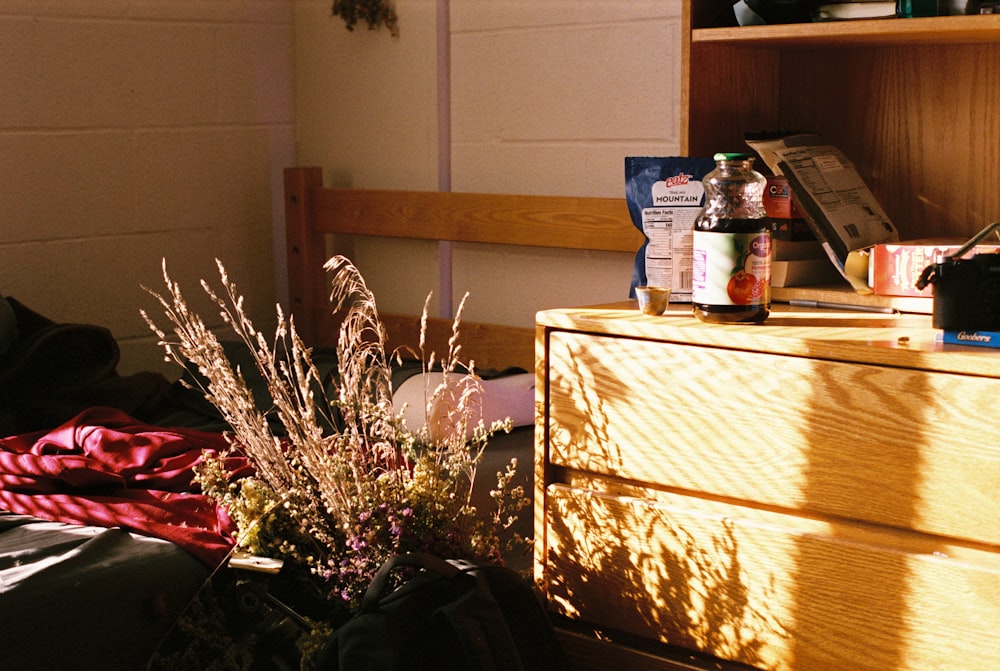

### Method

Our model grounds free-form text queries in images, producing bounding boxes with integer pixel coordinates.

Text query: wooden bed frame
[283,166,642,372]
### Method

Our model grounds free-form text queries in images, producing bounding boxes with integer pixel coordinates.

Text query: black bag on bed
[319,552,570,671]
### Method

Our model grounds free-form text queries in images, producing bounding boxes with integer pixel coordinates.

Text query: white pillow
[393,371,535,442]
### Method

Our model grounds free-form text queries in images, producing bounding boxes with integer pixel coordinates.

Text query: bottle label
[692,230,771,306]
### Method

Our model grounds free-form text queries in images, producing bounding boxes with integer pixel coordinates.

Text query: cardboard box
[868,239,1000,297]
[764,176,816,242]
[749,134,899,293]
[763,176,805,220]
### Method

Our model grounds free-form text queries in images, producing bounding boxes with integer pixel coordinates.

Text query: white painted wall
[293,0,444,319]
[0,1,295,376]
[292,0,684,329]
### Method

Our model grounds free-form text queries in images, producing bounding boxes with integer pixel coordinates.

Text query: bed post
[284,167,328,346]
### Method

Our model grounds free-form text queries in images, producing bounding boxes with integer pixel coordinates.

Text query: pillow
[393,371,535,443]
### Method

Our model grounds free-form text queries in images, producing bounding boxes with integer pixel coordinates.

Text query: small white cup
[635,286,670,315]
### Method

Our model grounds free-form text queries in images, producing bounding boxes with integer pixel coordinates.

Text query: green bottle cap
[713,152,753,161]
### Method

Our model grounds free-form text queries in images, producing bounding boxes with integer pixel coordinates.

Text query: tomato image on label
[726,270,763,305]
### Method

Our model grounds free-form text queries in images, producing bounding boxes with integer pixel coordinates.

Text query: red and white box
[868,238,1000,297]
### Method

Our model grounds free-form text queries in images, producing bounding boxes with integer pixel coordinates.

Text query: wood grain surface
[536,304,1000,671]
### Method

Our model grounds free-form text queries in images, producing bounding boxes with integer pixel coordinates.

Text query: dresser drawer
[544,482,1000,671]
[543,330,1000,546]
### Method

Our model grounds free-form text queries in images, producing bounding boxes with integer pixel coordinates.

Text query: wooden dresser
[534,303,1000,671]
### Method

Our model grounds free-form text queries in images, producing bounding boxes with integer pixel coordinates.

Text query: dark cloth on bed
[0,406,251,566]
[0,296,175,437]
[0,512,210,671]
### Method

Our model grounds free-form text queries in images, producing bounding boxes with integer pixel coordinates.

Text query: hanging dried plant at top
[332,0,400,37]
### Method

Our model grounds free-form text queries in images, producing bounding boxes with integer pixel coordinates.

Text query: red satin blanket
[0,407,251,566]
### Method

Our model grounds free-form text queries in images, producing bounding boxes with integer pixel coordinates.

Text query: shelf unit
[681,2,1000,308]
[691,13,1000,47]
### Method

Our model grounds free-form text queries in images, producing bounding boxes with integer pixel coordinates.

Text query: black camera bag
[319,552,570,671]
[916,222,1000,330]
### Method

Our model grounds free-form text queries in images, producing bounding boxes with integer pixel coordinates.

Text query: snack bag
[745,132,898,293]
[625,156,716,301]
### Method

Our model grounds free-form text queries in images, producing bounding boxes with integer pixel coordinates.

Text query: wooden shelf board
[693,14,1000,48]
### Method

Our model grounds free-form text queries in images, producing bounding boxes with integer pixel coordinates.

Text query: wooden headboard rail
[283,166,641,370]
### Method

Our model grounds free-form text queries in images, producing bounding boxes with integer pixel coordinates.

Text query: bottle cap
[713,152,753,161]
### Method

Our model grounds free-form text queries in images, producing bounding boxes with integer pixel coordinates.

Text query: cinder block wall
[448,1,683,325]
[0,1,295,376]
[293,0,684,327]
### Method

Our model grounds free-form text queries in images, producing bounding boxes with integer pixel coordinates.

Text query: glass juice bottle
[691,153,772,324]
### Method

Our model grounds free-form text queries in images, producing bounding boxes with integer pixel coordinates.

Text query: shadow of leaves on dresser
[542,336,785,669]
[546,491,783,670]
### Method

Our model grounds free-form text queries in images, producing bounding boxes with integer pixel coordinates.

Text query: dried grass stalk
[142,255,529,608]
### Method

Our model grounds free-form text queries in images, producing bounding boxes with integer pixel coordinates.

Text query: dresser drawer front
[544,330,1000,545]
[544,483,1000,671]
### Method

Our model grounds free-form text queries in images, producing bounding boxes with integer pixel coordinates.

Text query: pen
[788,299,897,314]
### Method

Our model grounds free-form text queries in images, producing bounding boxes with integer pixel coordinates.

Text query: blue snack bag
[626,156,716,301]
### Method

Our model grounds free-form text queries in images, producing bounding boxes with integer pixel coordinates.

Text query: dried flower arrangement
[142,256,528,663]
[332,0,400,37]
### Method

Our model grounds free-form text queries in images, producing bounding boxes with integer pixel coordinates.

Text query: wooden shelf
[693,14,1000,48]
[683,2,1000,243]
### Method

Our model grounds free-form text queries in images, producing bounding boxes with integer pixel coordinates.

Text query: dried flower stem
[143,255,529,610]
